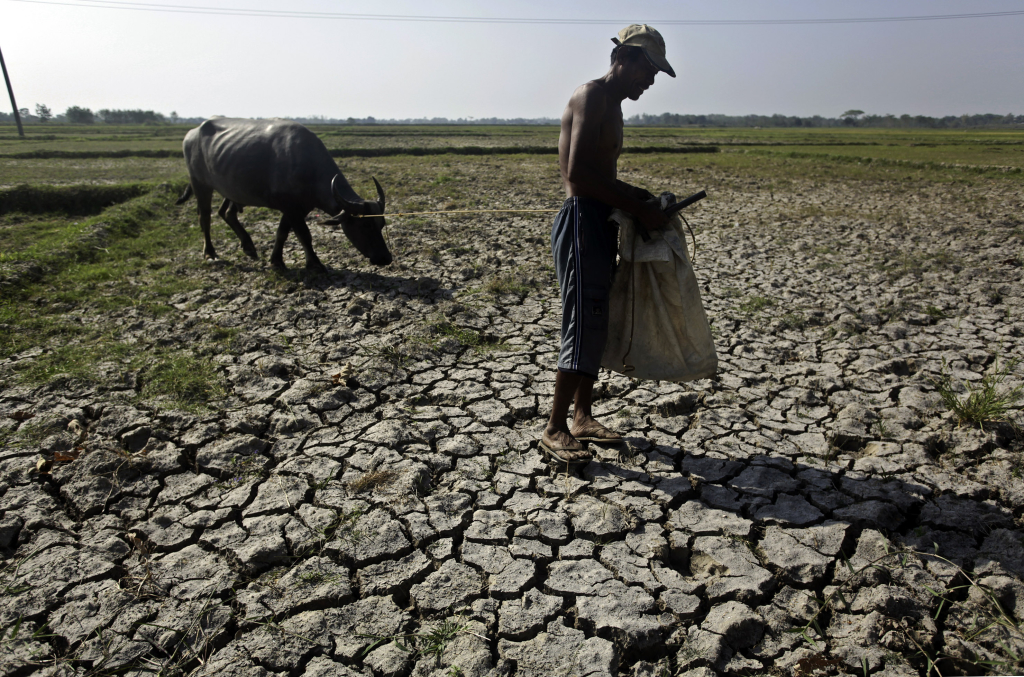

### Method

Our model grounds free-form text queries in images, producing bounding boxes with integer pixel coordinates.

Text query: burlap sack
[601,209,718,382]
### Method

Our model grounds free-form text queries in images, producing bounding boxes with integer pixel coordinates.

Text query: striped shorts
[551,196,617,380]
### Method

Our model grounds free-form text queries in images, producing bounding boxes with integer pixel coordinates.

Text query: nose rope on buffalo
[348,206,702,262]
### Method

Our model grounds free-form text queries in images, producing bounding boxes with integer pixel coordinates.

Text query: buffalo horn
[372,176,386,213]
[332,175,361,213]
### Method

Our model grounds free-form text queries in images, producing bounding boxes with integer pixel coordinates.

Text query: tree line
[624,111,1024,128]
[0,106,192,125]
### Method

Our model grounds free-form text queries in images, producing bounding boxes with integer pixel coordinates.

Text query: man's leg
[569,376,622,442]
[542,369,591,461]
[570,376,596,430]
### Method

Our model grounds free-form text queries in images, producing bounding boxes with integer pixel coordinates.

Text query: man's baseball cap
[612,24,676,78]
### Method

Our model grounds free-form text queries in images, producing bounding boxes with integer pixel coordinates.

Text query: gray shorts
[551,196,617,380]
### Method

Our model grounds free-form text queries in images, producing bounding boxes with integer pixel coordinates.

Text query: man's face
[625,57,659,101]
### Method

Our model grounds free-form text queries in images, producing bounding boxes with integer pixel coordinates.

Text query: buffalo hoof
[305,261,329,276]
[243,246,259,260]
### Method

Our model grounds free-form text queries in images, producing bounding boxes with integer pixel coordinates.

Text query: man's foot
[570,418,623,444]
[540,430,592,464]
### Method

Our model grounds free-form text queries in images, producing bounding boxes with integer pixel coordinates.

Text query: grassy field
[2,123,1023,162]
[0,124,1021,403]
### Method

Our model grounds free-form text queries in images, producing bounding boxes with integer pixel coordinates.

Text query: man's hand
[635,201,669,231]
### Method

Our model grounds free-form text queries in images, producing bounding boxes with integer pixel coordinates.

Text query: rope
[680,213,698,263]
[620,230,638,374]
[350,208,560,218]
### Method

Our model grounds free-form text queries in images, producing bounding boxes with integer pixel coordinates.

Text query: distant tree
[34,104,52,122]
[65,105,95,124]
[840,109,863,127]
[18,108,29,119]
[170,111,179,123]
[97,108,165,124]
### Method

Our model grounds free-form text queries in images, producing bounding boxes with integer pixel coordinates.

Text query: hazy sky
[3,0,1024,120]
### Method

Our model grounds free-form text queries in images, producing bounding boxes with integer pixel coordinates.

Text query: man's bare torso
[558,80,623,198]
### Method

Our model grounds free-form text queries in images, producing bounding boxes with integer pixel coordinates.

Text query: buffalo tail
[175,184,194,205]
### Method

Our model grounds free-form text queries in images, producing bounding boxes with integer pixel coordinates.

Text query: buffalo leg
[217,199,259,260]
[271,212,325,272]
[269,213,293,270]
[193,184,217,260]
[289,212,327,272]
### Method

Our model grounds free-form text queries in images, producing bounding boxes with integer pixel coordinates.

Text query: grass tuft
[359,614,470,666]
[140,353,225,411]
[362,343,410,365]
[934,358,1023,430]
[739,295,776,314]
[483,270,537,297]
[776,312,808,331]
[426,318,509,353]
[348,469,400,494]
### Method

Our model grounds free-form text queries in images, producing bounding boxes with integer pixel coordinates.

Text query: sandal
[570,421,623,444]
[539,438,592,464]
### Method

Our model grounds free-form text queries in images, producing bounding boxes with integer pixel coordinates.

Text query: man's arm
[565,86,667,230]
[615,179,655,201]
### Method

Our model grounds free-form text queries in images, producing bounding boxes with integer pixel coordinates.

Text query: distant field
[1,124,1021,191]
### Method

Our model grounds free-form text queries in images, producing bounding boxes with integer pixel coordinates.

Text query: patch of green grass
[432,320,483,346]
[326,507,364,544]
[426,318,509,352]
[0,183,266,401]
[139,352,225,411]
[361,343,410,365]
[297,569,346,586]
[6,415,66,451]
[738,295,776,314]
[16,342,103,384]
[212,454,266,492]
[483,270,537,296]
[0,183,155,216]
[210,324,242,346]
[776,312,807,331]
[935,359,1023,430]
[873,250,963,281]
[360,615,470,666]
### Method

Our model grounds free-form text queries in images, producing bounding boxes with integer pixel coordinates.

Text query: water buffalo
[176,117,392,271]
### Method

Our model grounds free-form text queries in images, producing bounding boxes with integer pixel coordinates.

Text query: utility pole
[0,44,25,138]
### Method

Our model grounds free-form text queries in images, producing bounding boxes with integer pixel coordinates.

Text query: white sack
[600,209,718,382]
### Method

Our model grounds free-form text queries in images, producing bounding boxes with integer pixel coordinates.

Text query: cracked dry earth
[2,174,1024,677]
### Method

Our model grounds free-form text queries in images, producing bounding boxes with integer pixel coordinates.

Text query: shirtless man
[541,25,675,463]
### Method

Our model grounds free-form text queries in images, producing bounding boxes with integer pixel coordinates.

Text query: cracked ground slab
[2,157,1024,677]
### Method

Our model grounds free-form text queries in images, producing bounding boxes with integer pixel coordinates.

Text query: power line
[9,0,1024,25]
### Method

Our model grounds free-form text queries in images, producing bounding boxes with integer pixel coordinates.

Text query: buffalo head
[324,175,392,266]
